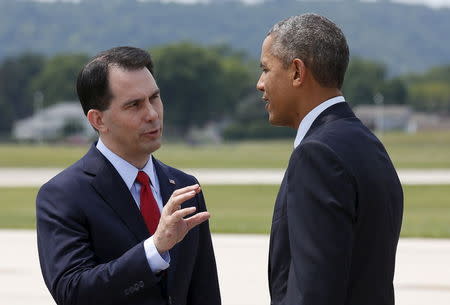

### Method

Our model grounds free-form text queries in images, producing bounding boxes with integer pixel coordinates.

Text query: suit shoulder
[37,154,92,201]
[315,116,376,140]
[42,157,84,184]
[296,117,395,184]
[303,117,383,157]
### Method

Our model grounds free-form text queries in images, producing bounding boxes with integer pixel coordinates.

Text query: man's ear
[292,58,306,87]
[87,109,107,133]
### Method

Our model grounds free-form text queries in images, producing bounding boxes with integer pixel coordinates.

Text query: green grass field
[0,187,38,229]
[380,131,450,169]
[1,185,449,237]
[0,130,450,168]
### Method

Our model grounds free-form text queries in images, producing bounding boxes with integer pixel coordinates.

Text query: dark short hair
[268,13,349,89]
[76,46,154,115]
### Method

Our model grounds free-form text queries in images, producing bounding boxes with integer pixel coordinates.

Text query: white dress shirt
[294,96,346,149]
[96,138,170,273]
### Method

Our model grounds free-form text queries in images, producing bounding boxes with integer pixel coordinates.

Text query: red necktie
[136,171,161,235]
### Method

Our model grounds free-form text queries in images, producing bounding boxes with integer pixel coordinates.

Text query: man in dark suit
[36,46,221,305]
[256,14,403,305]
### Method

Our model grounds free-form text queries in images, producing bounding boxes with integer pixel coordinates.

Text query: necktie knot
[136,171,150,186]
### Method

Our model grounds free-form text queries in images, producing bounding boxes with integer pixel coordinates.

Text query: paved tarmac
[0,230,449,305]
[1,168,449,304]
[1,168,450,186]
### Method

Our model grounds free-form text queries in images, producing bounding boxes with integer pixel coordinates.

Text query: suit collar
[81,144,106,176]
[294,96,345,148]
[303,102,356,141]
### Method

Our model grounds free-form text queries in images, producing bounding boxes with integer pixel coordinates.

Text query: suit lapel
[83,145,150,242]
[152,157,177,296]
[153,157,176,207]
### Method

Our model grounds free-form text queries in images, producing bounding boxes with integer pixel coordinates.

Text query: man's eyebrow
[123,89,161,106]
[260,62,266,68]
[151,88,161,96]
[123,97,143,106]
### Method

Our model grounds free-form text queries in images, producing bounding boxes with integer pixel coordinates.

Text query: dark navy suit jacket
[36,144,221,305]
[269,102,403,305]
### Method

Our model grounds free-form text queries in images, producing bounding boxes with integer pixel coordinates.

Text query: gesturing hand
[153,184,210,253]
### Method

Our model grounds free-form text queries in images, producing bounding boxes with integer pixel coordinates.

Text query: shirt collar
[294,96,346,149]
[96,138,158,190]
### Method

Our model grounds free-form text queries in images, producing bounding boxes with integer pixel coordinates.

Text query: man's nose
[256,75,264,92]
[144,101,158,121]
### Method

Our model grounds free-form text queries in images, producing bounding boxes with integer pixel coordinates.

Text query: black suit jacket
[36,144,221,305]
[269,102,403,305]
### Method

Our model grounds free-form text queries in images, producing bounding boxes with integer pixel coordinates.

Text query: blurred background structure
[0,0,449,304]
[1,0,450,142]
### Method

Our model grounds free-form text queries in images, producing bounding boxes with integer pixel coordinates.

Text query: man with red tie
[36,46,221,305]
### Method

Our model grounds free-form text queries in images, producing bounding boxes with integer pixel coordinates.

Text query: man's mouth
[142,128,161,138]
[262,97,270,110]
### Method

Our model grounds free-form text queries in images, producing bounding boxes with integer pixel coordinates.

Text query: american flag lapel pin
[169,179,176,185]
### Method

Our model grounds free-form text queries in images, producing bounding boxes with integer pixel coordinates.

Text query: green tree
[151,42,254,136]
[222,90,295,140]
[419,66,450,82]
[0,99,13,136]
[31,53,89,106]
[212,44,257,115]
[409,81,450,113]
[342,57,386,106]
[3,1,450,75]
[343,57,408,106]
[0,53,45,134]
[403,65,450,113]
[378,78,408,105]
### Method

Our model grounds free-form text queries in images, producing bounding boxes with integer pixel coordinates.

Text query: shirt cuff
[143,236,170,273]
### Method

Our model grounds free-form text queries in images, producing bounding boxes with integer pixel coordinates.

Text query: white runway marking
[1,168,450,186]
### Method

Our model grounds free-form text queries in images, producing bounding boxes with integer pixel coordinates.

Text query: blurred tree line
[1,0,450,76]
[0,42,449,139]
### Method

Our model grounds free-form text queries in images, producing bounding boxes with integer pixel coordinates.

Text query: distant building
[354,105,413,132]
[12,101,96,142]
[409,112,450,131]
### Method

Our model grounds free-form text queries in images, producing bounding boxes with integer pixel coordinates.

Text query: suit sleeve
[36,181,163,305]
[186,182,221,305]
[285,141,356,305]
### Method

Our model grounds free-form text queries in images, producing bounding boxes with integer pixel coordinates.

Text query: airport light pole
[373,92,384,140]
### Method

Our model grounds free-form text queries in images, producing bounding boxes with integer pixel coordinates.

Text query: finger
[172,206,197,219]
[164,191,197,214]
[184,212,210,231]
[171,184,200,197]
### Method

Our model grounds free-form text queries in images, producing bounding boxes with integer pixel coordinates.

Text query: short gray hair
[268,13,349,89]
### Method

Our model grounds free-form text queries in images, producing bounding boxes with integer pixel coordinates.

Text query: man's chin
[268,116,290,128]
[268,115,281,126]
[143,139,162,155]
